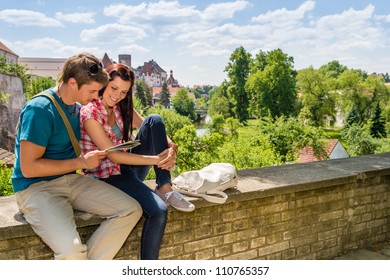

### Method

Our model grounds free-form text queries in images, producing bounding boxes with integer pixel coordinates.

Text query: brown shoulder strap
[38,93,81,157]
[15,92,81,157]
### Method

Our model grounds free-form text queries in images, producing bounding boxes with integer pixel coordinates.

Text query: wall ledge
[2,153,390,231]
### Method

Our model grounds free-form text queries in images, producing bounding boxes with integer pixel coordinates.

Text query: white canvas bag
[172,163,238,204]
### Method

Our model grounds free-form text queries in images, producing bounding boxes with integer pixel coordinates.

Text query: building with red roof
[297,139,349,163]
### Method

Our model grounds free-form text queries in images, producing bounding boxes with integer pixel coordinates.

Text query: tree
[144,84,153,107]
[224,46,251,123]
[0,163,13,196]
[134,80,152,108]
[343,105,362,130]
[384,72,390,83]
[26,76,55,100]
[370,102,386,138]
[208,86,231,119]
[258,116,326,163]
[172,88,196,121]
[147,105,191,137]
[337,69,369,124]
[135,80,147,107]
[296,67,336,126]
[246,49,297,119]
[160,82,170,108]
[342,123,377,156]
[172,124,224,173]
[318,60,347,79]
[0,56,30,93]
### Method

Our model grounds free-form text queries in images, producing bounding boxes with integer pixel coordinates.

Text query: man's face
[76,81,102,105]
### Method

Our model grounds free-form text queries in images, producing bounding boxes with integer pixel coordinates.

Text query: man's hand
[80,150,107,169]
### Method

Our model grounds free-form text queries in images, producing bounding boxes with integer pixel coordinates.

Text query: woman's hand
[157,143,178,171]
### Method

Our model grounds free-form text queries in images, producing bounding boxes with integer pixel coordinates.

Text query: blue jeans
[102,114,170,260]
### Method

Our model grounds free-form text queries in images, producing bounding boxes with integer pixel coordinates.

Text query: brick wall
[0,153,389,260]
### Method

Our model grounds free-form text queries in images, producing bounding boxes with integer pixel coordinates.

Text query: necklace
[56,86,78,116]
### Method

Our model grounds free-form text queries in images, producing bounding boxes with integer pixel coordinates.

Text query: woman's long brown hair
[99,64,135,142]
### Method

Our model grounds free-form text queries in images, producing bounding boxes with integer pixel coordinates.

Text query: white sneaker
[155,188,195,212]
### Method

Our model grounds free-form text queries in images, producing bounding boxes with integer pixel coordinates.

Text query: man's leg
[15,175,88,260]
[70,174,142,260]
[104,167,168,260]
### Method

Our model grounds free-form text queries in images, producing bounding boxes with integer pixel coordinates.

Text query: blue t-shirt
[11,89,81,192]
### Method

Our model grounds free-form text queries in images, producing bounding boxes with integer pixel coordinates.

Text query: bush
[0,162,13,196]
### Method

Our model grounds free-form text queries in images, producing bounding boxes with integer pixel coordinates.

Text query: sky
[1,0,390,87]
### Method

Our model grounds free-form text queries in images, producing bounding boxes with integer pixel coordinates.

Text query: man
[11,53,142,260]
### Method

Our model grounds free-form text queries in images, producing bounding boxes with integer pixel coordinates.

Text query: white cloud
[117,44,150,54]
[315,4,384,50]
[202,0,249,21]
[55,12,95,24]
[104,1,200,24]
[0,9,63,27]
[251,0,315,26]
[11,37,101,57]
[182,41,231,57]
[80,23,148,43]
[375,14,390,22]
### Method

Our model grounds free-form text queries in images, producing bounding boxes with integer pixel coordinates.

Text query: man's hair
[58,52,109,88]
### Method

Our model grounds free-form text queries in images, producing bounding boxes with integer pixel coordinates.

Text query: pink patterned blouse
[80,98,124,178]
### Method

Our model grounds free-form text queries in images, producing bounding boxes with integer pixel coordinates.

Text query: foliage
[172,88,196,121]
[159,82,171,108]
[0,56,30,92]
[343,105,362,130]
[173,124,224,173]
[370,102,386,138]
[0,90,10,104]
[246,49,298,119]
[0,162,13,196]
[373,138,390,153]
[205,114,225,134]
[224,117,240,139]
[342,123,377,156]
[194,97,207,111]
[318,60,347,79]
[147,106,191,137]
[133,95,147,116]
[296,67,336,126]
[224,46,251,122]
[208,82,231,119]
[258,116,327,163]
[218,128,281,170]
[135,80,153,108]
[25,76,55,100]
[384,72,390,83]
[337,69,371,123]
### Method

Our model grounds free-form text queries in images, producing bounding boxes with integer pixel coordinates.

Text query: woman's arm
[132,108,144,129]
[83,118,164,166]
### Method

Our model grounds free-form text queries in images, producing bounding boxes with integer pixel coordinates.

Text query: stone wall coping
[2,152,390,240]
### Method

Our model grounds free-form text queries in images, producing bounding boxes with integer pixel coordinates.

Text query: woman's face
[101,75,131,108]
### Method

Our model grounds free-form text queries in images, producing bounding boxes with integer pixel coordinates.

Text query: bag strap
[171,185,229,204]
[15,92,81,157]
[38,93,81,157]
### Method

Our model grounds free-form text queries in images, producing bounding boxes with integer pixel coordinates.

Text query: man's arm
[20,140,105,178]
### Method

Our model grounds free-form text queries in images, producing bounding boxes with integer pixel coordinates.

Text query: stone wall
[0,73,25,151]
[0,153,389,260]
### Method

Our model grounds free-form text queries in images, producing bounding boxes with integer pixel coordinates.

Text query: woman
[79,63,194,260]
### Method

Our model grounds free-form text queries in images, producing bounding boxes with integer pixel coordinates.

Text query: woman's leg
[132,114,195,212]
[103,166,167,260]
[131,114,171,187]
